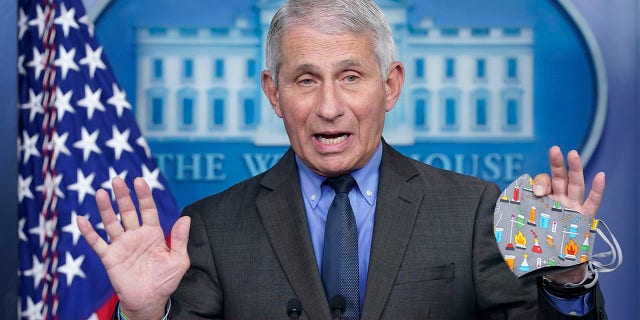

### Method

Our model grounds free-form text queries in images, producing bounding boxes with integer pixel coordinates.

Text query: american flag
[17,0,180,319]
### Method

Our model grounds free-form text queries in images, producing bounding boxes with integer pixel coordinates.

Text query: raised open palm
[77,177,191,319]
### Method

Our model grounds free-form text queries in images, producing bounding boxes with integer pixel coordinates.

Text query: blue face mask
[493,174,622,279]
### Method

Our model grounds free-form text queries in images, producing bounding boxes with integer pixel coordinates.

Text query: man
[78,0,607,318]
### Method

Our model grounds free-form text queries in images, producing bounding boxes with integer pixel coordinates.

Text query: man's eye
[299,79,314,85]
[345,75,358,82]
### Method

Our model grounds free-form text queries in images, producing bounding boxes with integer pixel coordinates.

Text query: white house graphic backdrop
[91,0,604,209]
[134,1,533,145]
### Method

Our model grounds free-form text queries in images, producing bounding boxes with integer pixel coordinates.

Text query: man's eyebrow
[335,59,363,70]
[290,63,320,76]
[288,59,364,77]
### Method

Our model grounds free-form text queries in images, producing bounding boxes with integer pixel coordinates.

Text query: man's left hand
[532,146,605,284]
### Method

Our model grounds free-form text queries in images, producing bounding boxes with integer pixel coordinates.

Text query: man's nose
[315,83,344,120]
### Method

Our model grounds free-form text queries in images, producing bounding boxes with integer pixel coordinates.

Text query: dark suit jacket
[169,142,606,319]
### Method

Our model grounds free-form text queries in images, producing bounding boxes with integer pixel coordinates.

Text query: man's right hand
[77,177,191,319]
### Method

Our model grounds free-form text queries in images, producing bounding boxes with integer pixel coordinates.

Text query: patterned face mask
[493,174,622,281]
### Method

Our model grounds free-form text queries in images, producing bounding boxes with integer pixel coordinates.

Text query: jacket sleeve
[537,279,607,319]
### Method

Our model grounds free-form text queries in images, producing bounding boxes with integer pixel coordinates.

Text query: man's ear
[261,70,283,118]
[384,61,405,112]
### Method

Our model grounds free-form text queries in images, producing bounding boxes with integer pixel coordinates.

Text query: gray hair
[265,0,397,84]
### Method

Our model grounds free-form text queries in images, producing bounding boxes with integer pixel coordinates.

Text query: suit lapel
[256,149,331,319]
[361,143,425,319]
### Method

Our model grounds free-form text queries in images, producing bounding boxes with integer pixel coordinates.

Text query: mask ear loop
[582,261,598,289]
[555,219,622,289]
[592,220,623,273]
[582,220,623,289]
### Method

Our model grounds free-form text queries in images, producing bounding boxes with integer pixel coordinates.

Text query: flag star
[54,45,80,80]
[20,296,44,320]
[35,172,65,212]
[78,15,95,37]
[107,84,132,117]
[53,3,79,38]
[79,44,107,78]
[28,214,46,246]
[57,252,86,286]
[28,4,46,38]
[51,130,72,156]
[18,8,29,40]
[18,174,35,203]
[18,54,27,76]
[142,165,165,192]
[105,126,133,160]
[62,211,84,246]
[28,214,58,247]
[49,131,72,167]
[18,217,28,242]
[22,255,47,289]
[73,127,101,162]
[21,130,41,164]
[77,85,105,119]
[26,47,45,79]
[101,168,128,200]
[54,88,75,122]
[137,136,151,158]
[45,217,58,244]
[21,89,44,122]
[67,169,96,203]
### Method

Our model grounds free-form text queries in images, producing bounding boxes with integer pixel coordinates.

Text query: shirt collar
[296,143,382,209]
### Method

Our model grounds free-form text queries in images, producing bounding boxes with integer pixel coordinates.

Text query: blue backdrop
[2,0,638,319]
[1,0,18,318]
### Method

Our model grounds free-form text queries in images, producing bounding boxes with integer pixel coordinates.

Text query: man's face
[262,25,404,176]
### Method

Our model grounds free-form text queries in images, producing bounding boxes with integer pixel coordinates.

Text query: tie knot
[325,174,357,194]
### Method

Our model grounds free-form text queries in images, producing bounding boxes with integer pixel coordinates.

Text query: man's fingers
[548,146,569,197]
[170,216,191,258]
[113,177,141,231]
[77,216,109,258]
[170,216,192,274]
[582,172,605,218]
[95,188,124,241]
[566,150,586,204]
[539,147,603,218]
[134,177,161,227]
[532,173,551,197]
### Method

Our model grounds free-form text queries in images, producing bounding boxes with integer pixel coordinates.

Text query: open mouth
[316,133,350,144]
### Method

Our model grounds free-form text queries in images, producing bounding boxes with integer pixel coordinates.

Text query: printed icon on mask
[493,174,598,278]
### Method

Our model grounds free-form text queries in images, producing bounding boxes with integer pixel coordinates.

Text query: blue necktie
[322,174,360,320]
